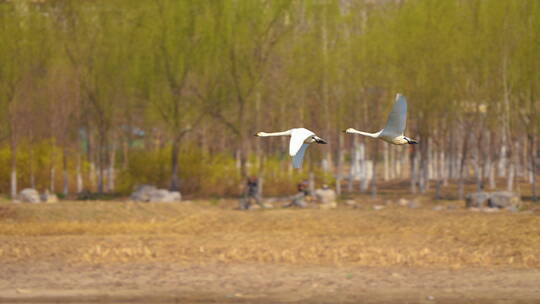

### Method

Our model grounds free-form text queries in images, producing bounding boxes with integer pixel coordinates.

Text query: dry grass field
[1,194,540,303]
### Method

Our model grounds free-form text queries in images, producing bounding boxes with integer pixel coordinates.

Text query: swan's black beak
[253,133,259,137]
[408,139,419,144]
[342,129,347,133]
[315,137,328,144]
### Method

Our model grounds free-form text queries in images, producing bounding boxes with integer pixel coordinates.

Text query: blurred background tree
[0,0,538,200]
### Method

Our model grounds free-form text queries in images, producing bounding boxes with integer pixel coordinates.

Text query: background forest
[0,0,539,200]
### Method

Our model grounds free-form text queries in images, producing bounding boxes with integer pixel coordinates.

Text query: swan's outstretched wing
[292,143,309,169]
[289,128,315,156]
[381,94,407,137]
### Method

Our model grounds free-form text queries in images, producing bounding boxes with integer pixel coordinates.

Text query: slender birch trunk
[62,147,69,196]
[336,133,344,195]
[528,135,537,201]
[76,152,83,193]
[107,142,116,193]
[371,142,378,199]
[359,142,368,192]
[348,136,358,192]
[383,143,389,181]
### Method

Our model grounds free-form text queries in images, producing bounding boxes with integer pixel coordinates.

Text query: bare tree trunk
[170,138,180,191]
[410,145,418,194]
[336,133,344,195]
[29,144,35,189]
[97,145,104,194]
[383,143,389,181]
[107,142,116,193]
[348,136,358,192]
[419,138,430,193]
[76,153,83,193]
[435,148,443,200]
[507,142,516,191]
[122,138,129,170]
[308,171,315,195]
[529,135,537,202]
[507,162,515,191]
[62,147,69,196]
[371,142,378,199]
[440,150,448,186]
[257,176,264,198]
[428,139,434,180]
[10,136,17,199]
[489,164,496,189]
[458,127,471,200]
[86,128,95,192]
[359,142,368,192]
[390,146,396,179]
[50,143,56,193]
[473,145,483,192]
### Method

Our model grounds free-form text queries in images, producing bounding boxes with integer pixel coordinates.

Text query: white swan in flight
[255,128,327,169]
[344,93,418,145]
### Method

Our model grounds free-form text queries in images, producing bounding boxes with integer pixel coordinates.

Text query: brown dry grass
[1,199,539,268]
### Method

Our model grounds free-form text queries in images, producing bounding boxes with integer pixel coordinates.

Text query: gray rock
[397,198,409,206]
[130,185,157,202]
[482,207,500,213]
[130,185,181,203]
[18,189,41,203]
[465,192,490,208]
[40,190,59,203]
[407,200,421,209]
[344,200,357,206]
[508,205,520,213]
[314,188,336,205]
[488,191,521,209]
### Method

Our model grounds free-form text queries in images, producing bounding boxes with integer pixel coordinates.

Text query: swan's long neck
[257,130,293,137]
[346,128,380,138]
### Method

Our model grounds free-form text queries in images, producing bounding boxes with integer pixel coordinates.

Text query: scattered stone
[397,198,409,206]
[18,189,41,203]
[426,295,435,301]
[130,185,182,203]
[319,202,337,209]
[465,191,521,209]
[385,199,393,206]
[407,200,421,209]
[314,186,337,209]
[488,191,521,209]
[432,205,445,211]
[482,207,500,213]
[344,200,356,206]
[149,189,181,203]
[373,205,385,211]
[40,190,59,203]
[247,204,262,210]
[465,192,490,208]
[508,205,520,213]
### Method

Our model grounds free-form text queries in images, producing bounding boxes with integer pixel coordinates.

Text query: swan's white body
[255,128,327,169]
[345,93,418,145]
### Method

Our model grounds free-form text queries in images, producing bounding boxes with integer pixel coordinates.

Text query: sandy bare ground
[1,262,539,303]
[1,201,540,303]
